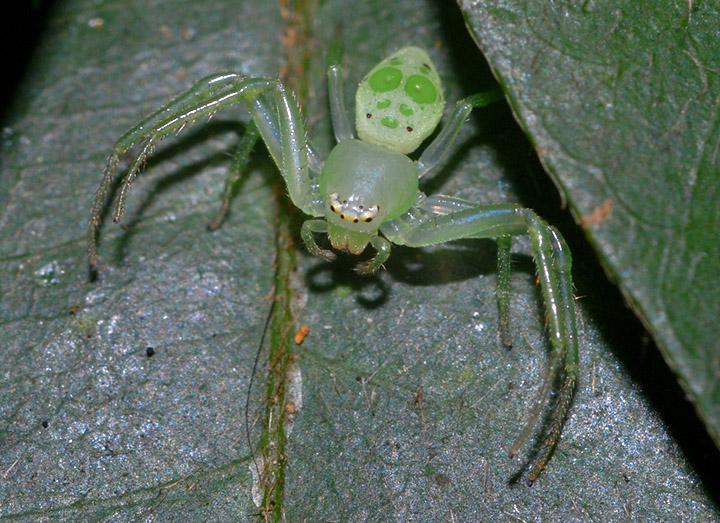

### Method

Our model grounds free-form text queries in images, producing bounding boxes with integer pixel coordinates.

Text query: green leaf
[0,0,717,520]
[460,0,720,454]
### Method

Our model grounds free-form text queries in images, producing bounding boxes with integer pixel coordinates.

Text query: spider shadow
[93,119,254,268]
[303,231,552,484]
[303,236,539,311]
[504,367,569,488]
[386,239,501,287]
[304,252,390,310]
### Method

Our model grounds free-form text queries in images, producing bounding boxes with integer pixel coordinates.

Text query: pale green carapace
[89,44,579,485]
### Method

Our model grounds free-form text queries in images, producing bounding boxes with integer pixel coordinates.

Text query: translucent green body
[90,42,578,485]
[319,139,418,253]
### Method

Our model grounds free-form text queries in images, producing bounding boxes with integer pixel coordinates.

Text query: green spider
[88,45,578,484]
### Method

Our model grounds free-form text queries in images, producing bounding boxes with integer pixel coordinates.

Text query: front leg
[382,198,578,484]
[301,220,391,275]
[354,236,391,275]
[301,220,335,262]
[89,75,323,269]
[88,72,247,267]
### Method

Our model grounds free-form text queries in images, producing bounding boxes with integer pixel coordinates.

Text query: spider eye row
[328,193,379,223]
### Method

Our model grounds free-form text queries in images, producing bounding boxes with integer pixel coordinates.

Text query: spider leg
[208,91,323,230]
[354,236,391,275]
[89,75,324,268]
[207,119,261,230]
[398,194,514,346]
[246,91,324,172]
[416,89,504,178]
[89,72,243,266]
[382,197,578,484]
[300,219,391,275]
[300,220,335,262]
[326,37,354,143]
[496,235,513,348]
[246,92,324,189]
[525,225,578,484]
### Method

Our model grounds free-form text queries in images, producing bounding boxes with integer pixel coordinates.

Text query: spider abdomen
[355,46,444,154]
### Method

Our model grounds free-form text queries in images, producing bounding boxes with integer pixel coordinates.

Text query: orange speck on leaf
[581,198,614,227]
[294,325,310,345]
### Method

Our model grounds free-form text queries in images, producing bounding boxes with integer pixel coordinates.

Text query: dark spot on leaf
[435,473,451,487]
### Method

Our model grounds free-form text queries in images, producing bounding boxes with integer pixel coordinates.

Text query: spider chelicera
[88,45,579,484]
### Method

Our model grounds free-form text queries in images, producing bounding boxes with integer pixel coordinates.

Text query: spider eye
[328,193,342,214]
[360,206,379,223]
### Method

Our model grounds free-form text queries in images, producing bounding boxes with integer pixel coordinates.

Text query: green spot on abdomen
[381,116,399,129]
[404,74,437,104]
[399,103,414,116]
[376,99,391,109]
[369,67,402,93]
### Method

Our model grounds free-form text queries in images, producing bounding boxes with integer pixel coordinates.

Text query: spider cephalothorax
[319,138,417,253]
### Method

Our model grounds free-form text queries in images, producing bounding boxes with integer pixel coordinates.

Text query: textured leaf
[0,0,717,520]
